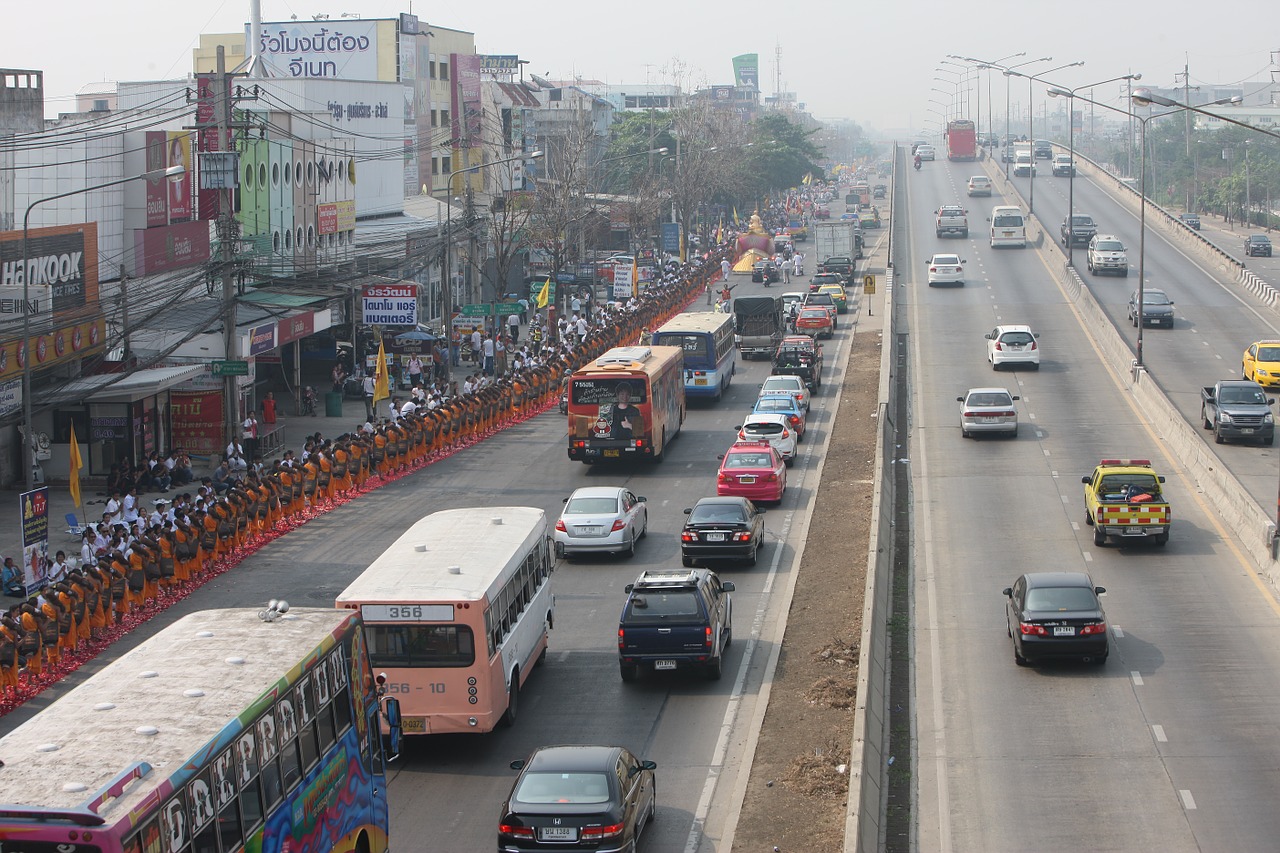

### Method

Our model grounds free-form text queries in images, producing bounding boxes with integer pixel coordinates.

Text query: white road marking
[1061,495,1070,503]
[1113,626,1124,638]
[1051,470,1059,478]
[1083,552,1093,562]
[1071,521,1080,530]
[1153,725,1168,742]
[1043,448,1051,456]
[1131,671,1144,686]
[1180,790,1197,810]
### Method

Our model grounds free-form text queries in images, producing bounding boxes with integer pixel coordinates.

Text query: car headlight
[1266,412,1275,424]
[1219,412,1233,423]
[1258,368,1270,376]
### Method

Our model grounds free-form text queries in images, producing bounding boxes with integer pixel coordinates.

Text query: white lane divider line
[1180,790,1197,810]
[1071,521,1080,530]
[1113,626,1124,638]
[1152,725,1168,743]
[1061,494,1070,504]
[1082,552,1093,562]
[1131,670,1143,685]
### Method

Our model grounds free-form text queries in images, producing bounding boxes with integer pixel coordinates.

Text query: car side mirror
[637,496,647,502]
[510,759,526,770]
[562,497,569,503]
[984,334,994,340]
[683,507,693,515]
[1002,587,1013,597]
[962,260,968,264]
[1095,586,1107,595]
[721,581,736,592]
[986,216,992,222]
[1012,395,1021,401]
[1270,399,1277,407]
[623,583,635,594]
[956,396,965,402]
[1081,475,1092,484]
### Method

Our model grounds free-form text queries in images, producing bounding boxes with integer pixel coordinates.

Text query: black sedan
[1003,572,1109,666]
[752,261,780,283]
[1245,234,1273,257]
[499,745,657,852]
[681,496,766,567]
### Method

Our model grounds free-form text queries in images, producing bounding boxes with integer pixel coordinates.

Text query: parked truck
[813,221,863,271]
[946,119,977,161]
[733,295,785,360]
[1081,458,1171,547]
[1200,379,1276,445]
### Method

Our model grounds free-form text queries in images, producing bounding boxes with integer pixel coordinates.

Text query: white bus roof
[578,345,683,373]
[654,313,734,335]
[335,506,547,606]
[0,608,354,819]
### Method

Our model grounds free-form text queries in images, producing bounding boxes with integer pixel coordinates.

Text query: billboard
[19,487,49,596]
[732,54,759,90]
[0,318,105,382]
[362,283,417,325]
[145,131,169,227]
[171,389,225,456]
[248,323,276,356]
[132,220,211,276]
[451,53,484,148]
[0,223,99,320]
[167,131,193,221]
[318,200,356,234]
[249,21,380,79]
[480,55,521,77]
[277,311,315,345]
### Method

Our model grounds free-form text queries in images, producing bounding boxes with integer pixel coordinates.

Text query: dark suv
[618,569,735,682]
[1245,235,1273,257]
[1060,214,1097,247]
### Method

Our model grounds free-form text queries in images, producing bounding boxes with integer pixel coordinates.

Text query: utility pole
[1176,60,1198,211]
[216,46,240,450]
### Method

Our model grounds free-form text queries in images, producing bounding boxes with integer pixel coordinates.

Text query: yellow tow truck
[1081,458,1171,547]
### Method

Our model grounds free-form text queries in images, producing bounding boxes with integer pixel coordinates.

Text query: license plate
[1053,626,1075,636]
[1242,428,1255,434]
[654,660,677,670]
[402,717,426,733]
[739,476,757,483]
[1002,231,1014,236]
[695,378,708,385]
[978,417,1000,423]
[706,533,726,542]
[604,449,620,457]
[539,827,578,841]
[579,526,602,535]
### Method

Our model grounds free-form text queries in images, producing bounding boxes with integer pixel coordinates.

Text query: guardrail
[844,145,901,852]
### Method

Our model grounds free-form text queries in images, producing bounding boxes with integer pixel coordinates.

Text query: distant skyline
[5,0,1278,137]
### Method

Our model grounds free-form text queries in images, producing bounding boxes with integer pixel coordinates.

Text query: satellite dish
[530,73,554,90]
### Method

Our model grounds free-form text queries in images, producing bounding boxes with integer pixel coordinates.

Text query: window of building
[439,61,449,81]
[442,156,451,174]
[428,60,436,79]
[431,157,439,176]
[440,109,450,128]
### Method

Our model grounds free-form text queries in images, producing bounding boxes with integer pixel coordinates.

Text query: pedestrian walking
[482,334,496,376]
[507,311,521,344]
[242,412,259,463]
[362,373,376,420]
[407,354,424,388]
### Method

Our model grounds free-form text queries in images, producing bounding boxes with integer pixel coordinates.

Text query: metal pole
[20,211,34,490]
[443,199,453,381]
[1028,76,1036,214]
[1137,116,1147,368]
[1005,75,1012,179]
[1067,94,1076,266]
[217,47,239,451]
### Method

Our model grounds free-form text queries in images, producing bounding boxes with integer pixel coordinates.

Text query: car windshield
[999,332,1035,345]
[993,214,1023,227]
[746,420,783,435]
[565,496,620,514]
[726,452,773,468]
[1249,236,1271,244]
[625,590,701,622]
[1096,241,1124,251]
[755,397,797,411]
[1024,586,1098,612]
[806,294,833,304]
[940,207,963,215]
[514,772,612,805]
[799,309,828,320]
[933,256,960,265]
[1071,216,1094,225]
[966,392,1013,407]
[1219,387,1268,405]
[689,503,748,524]
[1142,293,1172,305]
[1257,347,1280,362]
[762,378,800,392]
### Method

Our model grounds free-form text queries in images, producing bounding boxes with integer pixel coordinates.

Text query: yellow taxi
[1243,340,1280,388]
[816,283,849,314]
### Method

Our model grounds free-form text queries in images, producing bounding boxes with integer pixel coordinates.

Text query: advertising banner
[145,131,169,227]
[277,311,315,345]
[0,223,100,319]
[250,21,380,79]
[0,377,20,418]
[710,85,735,104]
[362,283,417,325]
[451,53,484,148]
[0,318,105,382]
[732,54,759,90]
[318,200,357,235]
[612,264,635,300]
[196,74,233,220]
[131,220,211,276]
[19,487,49,596]
[167,131,193,222]
[248,323,276,356]
[479,55,521,77]
[171,390,225,455]
[662,222,683,253]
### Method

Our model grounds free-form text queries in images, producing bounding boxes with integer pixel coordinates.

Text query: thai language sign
[362,284,417,325]
[249,21,380,79]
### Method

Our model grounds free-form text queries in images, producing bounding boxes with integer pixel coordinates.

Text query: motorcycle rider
[914,153,922,170]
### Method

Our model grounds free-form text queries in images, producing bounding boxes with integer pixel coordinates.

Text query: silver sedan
[554,486,648,559]
[958,387,1020,438]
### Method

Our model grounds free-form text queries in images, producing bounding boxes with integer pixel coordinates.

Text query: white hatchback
[985,324,1040,370]
[759,374,811,411]
[736,413,798,464]
[555,486,648,559]
[926,253,966,286]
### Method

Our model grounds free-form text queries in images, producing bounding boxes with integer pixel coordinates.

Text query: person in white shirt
[104,492,122,526]
[400,398,417,416]
[387,398,401,422]
[482,335,496,375]
[407,354,424,387]
[507,311,521,343]
[226,440,244,459]
[470,328,483,365]
[48,551,71,584]
[576,316,589,340]
[121,488,140,524]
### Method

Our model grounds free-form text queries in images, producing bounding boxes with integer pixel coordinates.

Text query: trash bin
[325,391,344,417]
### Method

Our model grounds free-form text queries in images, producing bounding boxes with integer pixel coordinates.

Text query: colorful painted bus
[651,312,737,402]
[0,607,401,853]
[566,346,686,463]
[336,506,555,736]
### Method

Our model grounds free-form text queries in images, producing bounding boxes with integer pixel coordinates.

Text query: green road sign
[460,303,523,317]
[211,360,250,376]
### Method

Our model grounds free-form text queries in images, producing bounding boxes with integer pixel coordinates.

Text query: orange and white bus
[336,506,555,735]
[566,345,686,463]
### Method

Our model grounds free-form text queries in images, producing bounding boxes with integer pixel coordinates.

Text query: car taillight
[499,824,534,839]
[582,824,626,841]
[618,627,626,650]
[1030,341,1037,350]
[610,519,626,532]
[789,415,801,426]
[705,626,713,647]
[763,473,777,482]
[1019,623,1048,636]
[1080,622,1107,635]
[930,266,938,272]
[681,531,697,542]
[995,342,1003,350]
[738,429,747,439]
[555,519,567,532]
[718,472,732,482]
[733,532,752,541]
[781,428,790,438]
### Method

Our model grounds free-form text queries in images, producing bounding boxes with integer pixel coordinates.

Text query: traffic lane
[909,179,1280,850]
[1022,171,1280,507]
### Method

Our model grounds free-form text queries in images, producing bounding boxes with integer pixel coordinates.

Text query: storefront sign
[89,415,129,441]
[0,317,105,382]
[362,284,417,325]
[479,55,521,76]
[612,264,635,300]
[145,131,169,227]
[0,223,99,318]
[318,200,357,235]
[19,487,49,596]
[0,377,19,418]
[131,220,211,276]
[171,390,225,455]
[248,323,276,356]
[277,311,315,345]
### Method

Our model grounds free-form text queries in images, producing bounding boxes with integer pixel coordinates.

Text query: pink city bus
[336,506,555,735]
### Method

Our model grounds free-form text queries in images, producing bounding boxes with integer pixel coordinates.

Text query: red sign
[318,204,337,235]
[277,311,315,345]
[132,221,212,276]
[171,390,225,455]
[145,131,168,228]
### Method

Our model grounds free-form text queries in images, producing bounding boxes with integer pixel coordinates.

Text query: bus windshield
[571,377,650,405]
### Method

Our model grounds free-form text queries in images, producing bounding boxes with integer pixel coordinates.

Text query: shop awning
[41,364,208,406]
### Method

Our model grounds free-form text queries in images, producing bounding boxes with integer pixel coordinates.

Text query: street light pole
[19,163,185,490]
[1015,61,1084,214]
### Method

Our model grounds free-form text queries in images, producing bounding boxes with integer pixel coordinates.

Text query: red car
[813,205,831,220]
[716,441,787,503]
[794,307,834,339]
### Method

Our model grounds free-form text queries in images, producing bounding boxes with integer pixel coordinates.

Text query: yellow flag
[69,422,83,509]
[535,277,551,309]
[631,260,639,299]
[373,338,390,405]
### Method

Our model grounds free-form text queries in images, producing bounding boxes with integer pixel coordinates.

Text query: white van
[989,205,1027,249]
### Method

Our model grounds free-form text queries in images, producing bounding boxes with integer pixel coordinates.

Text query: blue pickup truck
[618,569,735,682]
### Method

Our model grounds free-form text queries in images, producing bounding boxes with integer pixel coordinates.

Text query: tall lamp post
[442,150,542,380]
[1046,73,1142,267]
[951,52,1025,153]
[1005,61,1084,213]
[19,164,185,490]
[965,55,1051,178]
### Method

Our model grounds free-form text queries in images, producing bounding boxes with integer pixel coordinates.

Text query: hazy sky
[5,0,1278,135]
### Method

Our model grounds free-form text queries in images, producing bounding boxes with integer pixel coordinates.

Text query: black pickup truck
[617,569,735,682]
[772,335,824,390]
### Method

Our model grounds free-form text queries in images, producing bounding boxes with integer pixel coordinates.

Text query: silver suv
[1086,235,1129,277]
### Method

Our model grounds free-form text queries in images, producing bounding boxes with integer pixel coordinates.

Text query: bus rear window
[652,333,708,359]
[993,215,1023,228]
[366,624,475,668]
[571,378,649,405]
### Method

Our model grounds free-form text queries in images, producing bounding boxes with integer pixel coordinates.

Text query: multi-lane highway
[908,151,1280,851]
